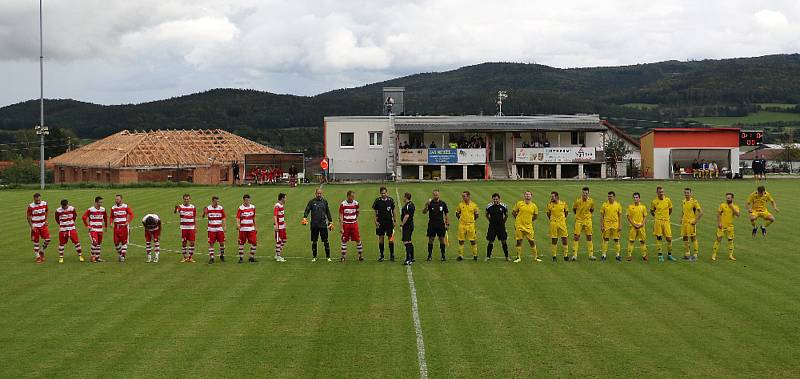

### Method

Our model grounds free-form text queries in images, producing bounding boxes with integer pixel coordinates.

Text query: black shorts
[375,222,395,236]
[427,224,446,238]
[310,226,329,242]
[486,225,508,242]
[402,224,414,242]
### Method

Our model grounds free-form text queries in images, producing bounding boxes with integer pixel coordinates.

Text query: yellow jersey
[627,203,647,225]
[747,191,774,212]
[572,197,595,223]
[547,200,568,224]
[681,197,702,223]
[601,201,622,227]
[718,203,740,227]
[512,200,538,229]
[650,197,673,221]
[455,201,479,225]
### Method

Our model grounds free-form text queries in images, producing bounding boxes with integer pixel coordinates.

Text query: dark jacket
[304,197,332,228]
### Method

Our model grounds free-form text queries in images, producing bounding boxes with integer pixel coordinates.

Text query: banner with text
[515,147,596,163]
[428,148,458,164]
[456,149,486,164]
[398,149,428,164]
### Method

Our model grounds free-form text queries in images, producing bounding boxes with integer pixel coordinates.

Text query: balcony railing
[398,148,486,164]
[515,147,603,163]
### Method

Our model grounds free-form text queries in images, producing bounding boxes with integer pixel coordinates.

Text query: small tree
[778,128,800,173]
[0,157,40,184]
[604,135,632,177]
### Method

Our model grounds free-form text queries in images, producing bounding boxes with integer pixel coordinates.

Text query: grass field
[685,111,800,126]
[1,180,799,378]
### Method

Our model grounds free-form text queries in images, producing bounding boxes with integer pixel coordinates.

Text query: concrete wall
[325,118,390,178]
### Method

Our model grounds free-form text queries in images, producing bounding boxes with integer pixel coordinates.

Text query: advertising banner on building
[428,148,458,164]
[515,147,596,163]
[457,149,486,164]
[398,149,428,164]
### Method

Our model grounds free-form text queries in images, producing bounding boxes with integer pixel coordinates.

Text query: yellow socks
[693,240,699,255]
[551,243,558,257]
[516,245,522,259]
[471,244,478,258]
[615,241,621,256]
[531,245,539,259]
[587,241,594,257]
[458,244,464,258]
[601,240,608,255]
[627,241,634,256]
[684,240,690,256]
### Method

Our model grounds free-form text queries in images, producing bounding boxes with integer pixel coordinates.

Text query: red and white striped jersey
[55,206,78,232]
[27,201,48,228]
[142,214,161,232]
[111,204,133,227]
[82,206,107,232]
[176,204,196,230]
[204,205,226,232]
[339,200,359,224]
[274,202,286,230]
[237,204,256,232]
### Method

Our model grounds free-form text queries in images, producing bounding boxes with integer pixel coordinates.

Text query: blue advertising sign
[428,148,458,164]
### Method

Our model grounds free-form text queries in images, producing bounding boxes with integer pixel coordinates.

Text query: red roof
[640,127,740,137]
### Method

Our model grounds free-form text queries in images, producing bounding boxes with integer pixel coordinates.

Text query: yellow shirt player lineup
[713,192,741,261]
[572,187,595,261]
[650,186,676,262]
[746,185,779,238]
[600,191,623,262]
[511,191,540,263]
[547,191,570,262]
[455,191,480,261]
[626,192,649,261]
[680,188,703,261]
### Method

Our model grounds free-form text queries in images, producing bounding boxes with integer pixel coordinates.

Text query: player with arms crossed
[372,186,397,261]
[82,196,108,262]
[650,186,675,262]
[485,193,510,261]
[303,188,334,262]
[680,188,703,261]
[236,194,258,263]
[203,196,226,264]
[422,189,449,261]
[142,213,161,263]
[175,194,197,263]
[55,199,83,263]
[626,192,649,262]
[713,192,740,261]
[547,191,570,262]
[511,191,540,263]
[600,191,623,262]
[27,193,51,263]
[273,193,288,262]
[339,190,364,262]
[572,187,595,261]
[747,185,779,237]
[400,192,416,265]
[111,194,133,263]
[455,191,480,261]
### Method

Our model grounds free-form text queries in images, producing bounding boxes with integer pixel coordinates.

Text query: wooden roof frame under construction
[51,129,281,169]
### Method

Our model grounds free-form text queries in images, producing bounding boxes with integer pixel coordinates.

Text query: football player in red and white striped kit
[175,194,197,263]
[236,194,258,263]
[203,196,226,264]
[27,193,51,263]
[55,199,83,263]
[339,190,363,262]
[82,196,108,262]
[273,193,288,262]
[142,213,161,263]
[111,194,134,263]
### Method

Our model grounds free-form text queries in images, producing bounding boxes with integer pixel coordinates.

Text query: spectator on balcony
[429,141,437,148]
[543,140,550,147]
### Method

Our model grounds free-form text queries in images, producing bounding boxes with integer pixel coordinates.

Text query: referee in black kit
[400,192,415,265]
[372,186,396,262]
[422,189,449,261]
[485,193,510,261]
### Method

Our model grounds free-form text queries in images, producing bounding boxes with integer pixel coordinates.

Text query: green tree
[604,135,632,177]
[0,158,41,184]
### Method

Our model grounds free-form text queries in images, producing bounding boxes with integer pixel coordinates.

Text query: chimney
[382,87,405,115]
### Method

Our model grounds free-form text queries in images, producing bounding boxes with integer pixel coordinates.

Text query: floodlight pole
[38,0,46,190]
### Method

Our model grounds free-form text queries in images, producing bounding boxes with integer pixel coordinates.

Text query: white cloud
[0,0,799,106]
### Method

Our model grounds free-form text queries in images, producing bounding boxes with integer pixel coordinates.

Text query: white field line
[406,264,428,379]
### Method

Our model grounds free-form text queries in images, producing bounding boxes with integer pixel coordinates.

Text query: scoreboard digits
[740,131,763,146]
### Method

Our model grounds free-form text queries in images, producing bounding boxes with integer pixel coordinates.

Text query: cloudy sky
[1,0,799,107]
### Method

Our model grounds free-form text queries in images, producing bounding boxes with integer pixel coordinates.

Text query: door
[492,134,505,162]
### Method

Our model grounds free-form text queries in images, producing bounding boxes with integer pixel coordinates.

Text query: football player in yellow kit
[680,188,703,261]
[713,192,740,261]
[547,191,570,262]
[746,185,779,238]
[650,186,675,262]
[572,187,595,261]
[626,192,649,262]
[600,191,623,262]
[455,191,480,261]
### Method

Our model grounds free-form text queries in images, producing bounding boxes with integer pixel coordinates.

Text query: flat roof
[325,115,605,132]
[640,127,741,138]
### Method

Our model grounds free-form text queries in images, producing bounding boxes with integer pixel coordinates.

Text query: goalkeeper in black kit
[485,193,510,261]
[303,187,334,262]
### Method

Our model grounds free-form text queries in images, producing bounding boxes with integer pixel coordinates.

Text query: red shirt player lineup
[339,200,360,242]
[82,205,108,262]
[55,205,83,261]
[27,199,50,261]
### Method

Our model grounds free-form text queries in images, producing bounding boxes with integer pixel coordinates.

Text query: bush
[0,158,49,184]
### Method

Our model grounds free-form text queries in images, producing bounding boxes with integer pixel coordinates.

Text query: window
[340,132,354,148]
[571,131,586,146]
[369,131,383,147]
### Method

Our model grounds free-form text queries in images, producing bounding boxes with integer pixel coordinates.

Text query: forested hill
[1,54,799,154]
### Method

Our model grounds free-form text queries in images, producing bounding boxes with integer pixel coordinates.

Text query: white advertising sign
[457,149,486,164]
[515,147,596,163]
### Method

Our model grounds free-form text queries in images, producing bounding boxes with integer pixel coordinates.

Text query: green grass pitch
[1,180,798,378]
